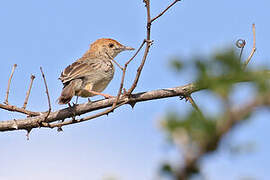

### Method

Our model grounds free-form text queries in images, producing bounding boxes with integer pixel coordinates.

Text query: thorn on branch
[146,39,154,46]
[57,126,63,132]
[147,22,152,29]
[26,128,32,140]
[179,95,188,101]
[128,101,136,109]
[4,64,17,105]
[143,0,148,7]
[23,74,36,109]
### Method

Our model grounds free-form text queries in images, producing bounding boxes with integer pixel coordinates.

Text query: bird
[58,38,134,105]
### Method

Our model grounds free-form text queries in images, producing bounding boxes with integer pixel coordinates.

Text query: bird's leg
[88,90,114,99]
[68,103,76,122]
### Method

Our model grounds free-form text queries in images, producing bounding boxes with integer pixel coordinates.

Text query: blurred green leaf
[161,163,173,174]
[163,110,217,147]
[164,47,270,179]
[170,59,183,72]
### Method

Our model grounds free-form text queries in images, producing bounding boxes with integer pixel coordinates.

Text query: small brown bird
[58,38,134,104]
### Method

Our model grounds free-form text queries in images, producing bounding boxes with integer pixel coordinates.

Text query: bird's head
[88,38,134,59]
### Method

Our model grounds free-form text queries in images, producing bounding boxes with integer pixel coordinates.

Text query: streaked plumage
[58,38,134,104]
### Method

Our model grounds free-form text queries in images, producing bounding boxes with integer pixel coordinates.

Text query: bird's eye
[109,43,114,48]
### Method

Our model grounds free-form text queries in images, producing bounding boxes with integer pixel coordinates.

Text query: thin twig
[112,68,126,109]
[111,58,124,70]
[22,74,35,109]
[106,52,124,70]
[112,39,147,109]
[243,24,256,68]
[185,95,205,119]
[239,46,244,60]
[151,0,181,23]
[0,103,40,116]
[127,0,179,95]
[127,0,152,95]
[4,64,17,105]
[125,39,146,66]
[235,39,246,61]
[40,67,51,121]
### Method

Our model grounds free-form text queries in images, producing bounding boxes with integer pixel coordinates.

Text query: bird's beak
[123,46,135,51]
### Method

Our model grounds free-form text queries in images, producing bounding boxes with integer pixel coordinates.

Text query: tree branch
[151,0,181,23]
[0,83,200,132]
[243,23,256,68]
[0,0,182,132]
[22,74,35,109]
[176,92,270,180]
[4,64,17,105]
[40,67,51,122]
[2,69,270,132]
[0,103,41,116]
[126,0,152,95]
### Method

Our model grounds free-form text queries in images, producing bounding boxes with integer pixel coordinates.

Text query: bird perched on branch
[58,38,134,104]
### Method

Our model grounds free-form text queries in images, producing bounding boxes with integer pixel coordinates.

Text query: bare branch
[243,23,256,68]
[0,0,180,130]
[151,0,181,23]
[40,67,51,121]
[22,74,35,109]
[106,52,124,70]
[4,64,17,105]
[0,103,40,116]
[111,0,179,110]
[1,68,270,132]
[125,39,146,66]
[0,83,200,132]
[111,57,124,70]
[112,39,147,109]
[47,100,129,128]
[127,0,152,95]
[112,67,127,109]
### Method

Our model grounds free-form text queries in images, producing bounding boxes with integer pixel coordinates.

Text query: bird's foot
[68,103,77,122]
[102,93,114,99]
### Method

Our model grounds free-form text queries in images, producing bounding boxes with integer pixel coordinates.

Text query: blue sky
[0,0,270,179]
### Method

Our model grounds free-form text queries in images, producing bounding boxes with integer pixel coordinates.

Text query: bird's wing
[59,59,102,84]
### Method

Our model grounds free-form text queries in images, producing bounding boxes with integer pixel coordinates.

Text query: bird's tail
[58,81,76,104]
